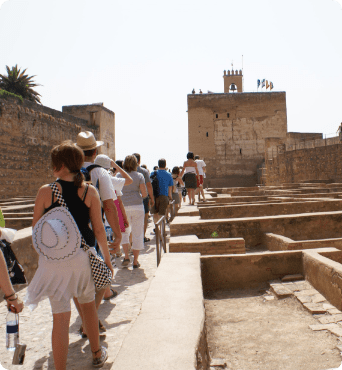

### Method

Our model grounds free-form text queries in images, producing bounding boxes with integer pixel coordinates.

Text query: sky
[0,0,341,173]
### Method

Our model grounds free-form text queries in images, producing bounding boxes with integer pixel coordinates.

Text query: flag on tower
[270,82,274,90]
[266,80,269,89]
[257,79,260,88]
[262,79,266,88]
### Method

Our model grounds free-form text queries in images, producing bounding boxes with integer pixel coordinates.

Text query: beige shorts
[150,195,169,215]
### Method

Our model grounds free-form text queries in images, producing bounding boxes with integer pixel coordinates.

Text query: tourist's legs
[78,300,101,359]
[122,242,130,260]
[51,311,71,370]
[133,249,140,265]
[95,288,106,310]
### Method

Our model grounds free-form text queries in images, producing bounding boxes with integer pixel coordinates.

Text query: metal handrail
[155,215,167,267]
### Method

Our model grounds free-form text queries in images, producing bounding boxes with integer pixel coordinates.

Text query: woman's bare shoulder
[86,184,100,198]
[37,184,53,196]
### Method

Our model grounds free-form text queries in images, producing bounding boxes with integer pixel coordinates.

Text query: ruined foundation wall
[266,144,342,185]
[0,96,96,199]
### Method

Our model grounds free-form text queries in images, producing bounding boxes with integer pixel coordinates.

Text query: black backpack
[150,170,160,198]
[81,164,101,190]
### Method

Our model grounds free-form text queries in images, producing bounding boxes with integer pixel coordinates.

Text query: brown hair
[51,140,85,187]
[172,166,180,175]
[123,155,138,172]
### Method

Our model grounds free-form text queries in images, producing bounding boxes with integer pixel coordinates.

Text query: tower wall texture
[187,92,287,187]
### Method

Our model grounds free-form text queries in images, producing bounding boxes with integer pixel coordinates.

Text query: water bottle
[105,226,113,242]
[6,309,19,351]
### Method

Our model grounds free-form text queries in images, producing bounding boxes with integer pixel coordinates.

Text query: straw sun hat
[76,131,104,151]
[32,208,81,261]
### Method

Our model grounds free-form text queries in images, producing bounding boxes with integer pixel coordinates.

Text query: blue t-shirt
[150,170,173,197]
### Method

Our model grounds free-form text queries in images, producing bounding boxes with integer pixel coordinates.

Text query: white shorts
[124,204,144,251]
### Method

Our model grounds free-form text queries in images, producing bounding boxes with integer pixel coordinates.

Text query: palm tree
[0,65,42,104]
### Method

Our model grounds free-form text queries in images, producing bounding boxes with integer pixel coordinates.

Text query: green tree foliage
[0,65,41,104]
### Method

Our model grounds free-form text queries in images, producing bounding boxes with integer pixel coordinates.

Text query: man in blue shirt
[150,158,173,223]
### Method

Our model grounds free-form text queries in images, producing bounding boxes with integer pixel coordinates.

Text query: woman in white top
[179,152,199,205]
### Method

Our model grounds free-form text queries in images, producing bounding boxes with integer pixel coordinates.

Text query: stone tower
[62,103,115,159]
[223,69,243,93]
[187,70,287,188]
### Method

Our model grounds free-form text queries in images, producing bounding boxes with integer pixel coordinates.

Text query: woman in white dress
[25,141,111,369]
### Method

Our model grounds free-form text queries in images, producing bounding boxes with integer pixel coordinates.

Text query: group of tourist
[0,131,207,369]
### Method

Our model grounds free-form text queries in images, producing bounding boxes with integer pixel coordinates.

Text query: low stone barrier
[201,250,303,292]
[199,200,342,220]
[265,233,342,252]
[112,253,208,370]
[170,211,342,250]
[303,248,342,310]
[169,235,245,255]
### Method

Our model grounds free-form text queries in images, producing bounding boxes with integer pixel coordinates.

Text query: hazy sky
[0,0,341,172]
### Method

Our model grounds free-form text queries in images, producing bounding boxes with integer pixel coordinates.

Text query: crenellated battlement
[223,69,243,76]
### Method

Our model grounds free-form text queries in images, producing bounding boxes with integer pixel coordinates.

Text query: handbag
[49,182,112,291]
[0,239,27,285]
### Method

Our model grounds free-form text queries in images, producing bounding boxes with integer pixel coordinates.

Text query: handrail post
[155,215,167,266]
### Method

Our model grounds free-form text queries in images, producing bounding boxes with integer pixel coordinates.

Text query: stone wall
[0,96,96,198]
[62,103,115,159]
[266,143,342,185]
[188,92,287,188]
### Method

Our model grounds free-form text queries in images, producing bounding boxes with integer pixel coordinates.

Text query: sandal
[92,346,108,368]
[144,237,150,242]
[79,319,106,338]
[122,258,130,267]
[133,262,140,269]
[103,288,118,300]
[99,320,106,333]
[78,325,87,339]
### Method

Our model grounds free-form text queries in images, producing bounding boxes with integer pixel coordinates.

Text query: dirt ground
[205,286,342,370]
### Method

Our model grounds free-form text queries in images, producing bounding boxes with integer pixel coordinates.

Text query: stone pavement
[0,217,165,370]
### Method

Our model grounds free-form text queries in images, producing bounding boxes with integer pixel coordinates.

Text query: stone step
[1,204,35,213]
[4,217,33,230]
[0,199,35,206]
[3,212,33,218]
[169,235,245,255]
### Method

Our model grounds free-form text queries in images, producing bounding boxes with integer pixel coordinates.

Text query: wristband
[8,295,18,302]
[4,292,16,300]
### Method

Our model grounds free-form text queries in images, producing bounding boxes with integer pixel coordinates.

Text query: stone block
[329,308,342,315]
[312,293,326,303]
[323,303,336,310]
[295,294,312,304]
[270,283,292,298]
[281,282,299,292]
[303,303,327,314]
[309,324,332,331]
[327,325,342,337]
[295,281,312,290]
[281,274,304,282]
[301,289,319,296]
[319,316,339,325]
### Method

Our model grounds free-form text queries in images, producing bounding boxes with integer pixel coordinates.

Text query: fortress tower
[188,70,287,187]
[223,69,243,93]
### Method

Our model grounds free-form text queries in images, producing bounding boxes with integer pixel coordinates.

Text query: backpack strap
[82,184,89,202]
[86,164,102,172]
